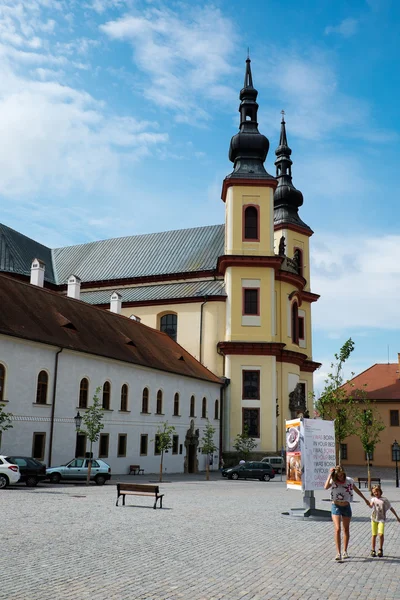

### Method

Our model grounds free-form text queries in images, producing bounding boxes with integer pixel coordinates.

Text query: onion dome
[273,113,311,231]
[227,57,274,180]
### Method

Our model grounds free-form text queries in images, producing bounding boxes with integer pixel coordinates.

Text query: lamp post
[394,440,399,488]
[74,411,82,432]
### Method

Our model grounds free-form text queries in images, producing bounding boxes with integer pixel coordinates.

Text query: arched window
[173,393,180,416]
[36,370,48,404]
[293,248,303,277]
[160,313,178,342]
[214,399,219,420]
[0,364,5,402]
[79,378,89,409]
[142,387,149,413]
[102,381,111,410]
[121,384,128,411]
[244,206,259,240]
[156,390,163,415]
[291,302,299,345]
[202,397,207,418]
[190,395,195,417]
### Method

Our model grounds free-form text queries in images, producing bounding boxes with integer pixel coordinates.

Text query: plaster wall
[0,335,221,474]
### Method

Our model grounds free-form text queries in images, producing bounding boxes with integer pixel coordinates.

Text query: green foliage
[80,387,104,443]
[356,400,385,463]
[153,421,176,482]
[313,338,362,463]
[0,403,13,433]
[201,420,217,456]
[233,426,257,460]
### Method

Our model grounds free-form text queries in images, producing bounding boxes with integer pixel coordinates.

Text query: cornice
[302,359,322,373]
[302,291,320,303]
[94,295,227,310]
[274,222,314,237]
[217,341,321,372]
[221,176,277,202]
[217,254,283,276]
[275,270,306,291]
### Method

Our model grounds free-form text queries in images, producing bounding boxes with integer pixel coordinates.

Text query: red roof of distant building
[0,274,222,385]
[342,363,400,401]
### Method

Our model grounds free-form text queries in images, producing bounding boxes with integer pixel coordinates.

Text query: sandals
[370,550,376,557]
[342,551,349,559]
[335,553,342,561]
[377,549,383,557]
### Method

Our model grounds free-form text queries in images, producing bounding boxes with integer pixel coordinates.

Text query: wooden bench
[129,464,144,475]
[357,477,381,488]
[116,483,164,509]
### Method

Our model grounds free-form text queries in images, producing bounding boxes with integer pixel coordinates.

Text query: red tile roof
[342,363,400,401]
[0,274,222,385]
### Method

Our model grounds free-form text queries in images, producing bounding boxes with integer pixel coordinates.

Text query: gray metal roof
[53,224,224,284]
[0,224,56,283]
[0,223,225,285]
[80,279,226,305]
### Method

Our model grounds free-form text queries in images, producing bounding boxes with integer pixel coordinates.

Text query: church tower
[218,59,320,453]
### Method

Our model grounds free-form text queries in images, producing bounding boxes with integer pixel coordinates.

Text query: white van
[261,456,285,473]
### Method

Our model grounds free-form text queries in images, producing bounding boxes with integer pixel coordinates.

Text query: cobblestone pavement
[2,475,400,600]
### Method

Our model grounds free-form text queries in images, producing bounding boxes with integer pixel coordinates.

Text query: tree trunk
[338,444,341,466]
[159,451,163,483]
[206,458,209,481]
[86,441,93,486]
[367,458,371,491]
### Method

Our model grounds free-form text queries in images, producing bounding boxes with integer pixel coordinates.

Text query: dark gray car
[226,461,275,481]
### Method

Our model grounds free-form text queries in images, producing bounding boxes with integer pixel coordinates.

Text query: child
[369,484,400,557]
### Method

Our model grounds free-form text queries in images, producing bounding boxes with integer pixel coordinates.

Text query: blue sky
[0,0,399,389]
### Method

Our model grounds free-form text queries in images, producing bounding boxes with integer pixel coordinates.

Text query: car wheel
[26,476,38,487]
[262,474,271,482]
[0,474,9,489]
[50,473,61,484]
[95,475,106,486]
[231,473,239,480]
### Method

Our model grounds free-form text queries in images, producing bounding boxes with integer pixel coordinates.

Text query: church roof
[0,223,224,285]
[81,279,226,305]
[0,273,222,384]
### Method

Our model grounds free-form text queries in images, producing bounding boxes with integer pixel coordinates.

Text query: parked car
[0,455,21,488]
[46,458,111,485]
[5,456,47,487]
[224,461,275,481]
[261,456,285,474]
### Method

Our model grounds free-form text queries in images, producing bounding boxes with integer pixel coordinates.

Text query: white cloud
[311,233,400,331]
[325,18,359,37]
[101,5,238,123]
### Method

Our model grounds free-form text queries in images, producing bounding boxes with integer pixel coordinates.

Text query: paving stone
[2,476,400,599]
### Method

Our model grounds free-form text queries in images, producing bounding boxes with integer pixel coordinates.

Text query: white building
[0,272,223,474]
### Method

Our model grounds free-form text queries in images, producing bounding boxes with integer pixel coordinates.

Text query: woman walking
[324,465,369,561]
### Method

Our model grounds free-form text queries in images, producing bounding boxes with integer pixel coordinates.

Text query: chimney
[30,258,45,287]
[110,291,122,314]
[67,275,81,300]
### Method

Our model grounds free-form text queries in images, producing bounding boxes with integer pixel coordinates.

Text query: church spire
[273,113,311,231]
[226,57,274,180]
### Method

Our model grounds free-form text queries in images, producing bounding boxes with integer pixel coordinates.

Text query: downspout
[199,295,208,364]
[219,375,230,461]
[48,348,63,467]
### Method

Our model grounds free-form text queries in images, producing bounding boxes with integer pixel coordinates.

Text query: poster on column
[286,418,303,490]
[302,419,336,491]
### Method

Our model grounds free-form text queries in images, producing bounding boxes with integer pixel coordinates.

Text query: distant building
[341,360,400,467]
[0,274,222,473]
[0,58,320,454]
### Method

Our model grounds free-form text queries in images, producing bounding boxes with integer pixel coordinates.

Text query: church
[0,58,320,457]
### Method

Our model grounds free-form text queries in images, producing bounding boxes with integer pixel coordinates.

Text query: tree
[314,338,362,464]
[79,387,104,485]
[0,403,13,451]
[201,420,218,481]
[154,422,176,482]
[356,398,385,490]
[233,426,257,461]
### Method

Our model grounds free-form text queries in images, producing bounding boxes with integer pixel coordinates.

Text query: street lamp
[394,440,399,488]
[74,411,82,432]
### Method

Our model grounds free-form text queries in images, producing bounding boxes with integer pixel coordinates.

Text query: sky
[0,0,399,391]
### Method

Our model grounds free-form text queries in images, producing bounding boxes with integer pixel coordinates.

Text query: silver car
[46,458,111,485]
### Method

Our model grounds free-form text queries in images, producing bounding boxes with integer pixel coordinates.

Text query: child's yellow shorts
[371,520,385,535]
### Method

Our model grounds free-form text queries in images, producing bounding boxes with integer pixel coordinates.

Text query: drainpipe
[219,376,230,462]
[48,348,63,467]
[199,295,208,364]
